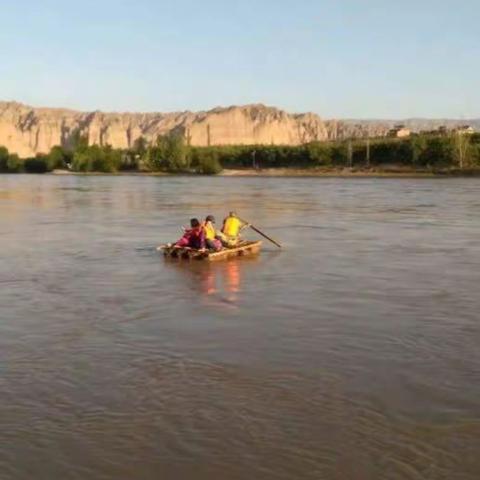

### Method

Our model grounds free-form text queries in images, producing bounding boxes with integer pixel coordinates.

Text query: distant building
[454,125,475,135]
[388,125,411,138]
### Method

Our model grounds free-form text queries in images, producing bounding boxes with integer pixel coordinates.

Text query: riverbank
[225,166,480,177]
[49,167,480,177]
[220,167,437,177]
[4,132,480,175]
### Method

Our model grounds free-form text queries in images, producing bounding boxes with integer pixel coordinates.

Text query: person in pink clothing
[175,218,206,250]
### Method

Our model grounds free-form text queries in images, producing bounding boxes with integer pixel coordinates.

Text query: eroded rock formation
[0,102,333,157]
[1,101,478,157]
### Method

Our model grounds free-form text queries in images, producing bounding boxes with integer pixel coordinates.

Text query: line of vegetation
[1,131,480,175]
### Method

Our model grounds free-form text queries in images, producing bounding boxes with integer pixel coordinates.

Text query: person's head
[205,215,215,224]
[190,218,200,228]
[229,211,236,217]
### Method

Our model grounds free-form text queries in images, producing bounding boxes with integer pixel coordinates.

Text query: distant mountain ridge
[0,101,477,157]
[343,118,480,130]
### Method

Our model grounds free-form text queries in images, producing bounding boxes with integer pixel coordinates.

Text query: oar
[156,243,179,251]
[238,217,282,248]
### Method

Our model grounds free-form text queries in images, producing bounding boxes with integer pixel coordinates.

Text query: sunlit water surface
[1,175,479,480]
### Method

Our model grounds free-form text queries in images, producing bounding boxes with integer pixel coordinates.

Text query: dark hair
[205,215,215,223]
[190,218,200,228]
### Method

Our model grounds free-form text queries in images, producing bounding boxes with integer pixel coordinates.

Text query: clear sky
[0,0,478,118]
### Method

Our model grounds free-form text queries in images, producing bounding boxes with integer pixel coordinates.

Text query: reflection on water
[1,174,480,480]
[198,261,241,303]
[165,258,252,308]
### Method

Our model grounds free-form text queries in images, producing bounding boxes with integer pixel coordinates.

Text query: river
[1,174,479,479]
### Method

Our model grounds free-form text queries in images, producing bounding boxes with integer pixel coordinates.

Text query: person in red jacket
[175,218,206,250]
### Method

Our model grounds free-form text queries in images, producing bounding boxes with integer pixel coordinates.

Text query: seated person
[203,215,222,251]
[175,218,205,250]
[218,211,248,247]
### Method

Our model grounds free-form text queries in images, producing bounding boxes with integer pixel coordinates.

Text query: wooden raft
[160,240,262,261]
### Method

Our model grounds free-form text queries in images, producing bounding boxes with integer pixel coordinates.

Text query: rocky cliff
[1,101,478,158]
[0,102,335,157]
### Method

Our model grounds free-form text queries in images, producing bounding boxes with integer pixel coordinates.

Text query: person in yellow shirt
[203,215,222,251]
[219,211,248,247]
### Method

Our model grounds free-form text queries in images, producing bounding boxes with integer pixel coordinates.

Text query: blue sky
[0,0,478,118]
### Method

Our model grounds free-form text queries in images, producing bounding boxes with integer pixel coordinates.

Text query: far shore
[49,167,480,178]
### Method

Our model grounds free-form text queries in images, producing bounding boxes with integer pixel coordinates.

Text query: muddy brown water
[1,175,479,480]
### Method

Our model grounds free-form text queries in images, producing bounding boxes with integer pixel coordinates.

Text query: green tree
[71,144,122,172]
[146,133,189,172]
[89,145,107,172]
[410,135,428,165]
[24,155,49,173]
[72,151,91,172]
[132,136,148,156]
[306,142,333,165]
[119,137,148,171]
[0,146,10,172]
[7,154,22,172]
[47,145,70,170]
[71,130,89,153]
[471,144,480,166]
[331,143,348,166]
[191,148,223,174]
[418,137,454,166]
[453,133,471,169]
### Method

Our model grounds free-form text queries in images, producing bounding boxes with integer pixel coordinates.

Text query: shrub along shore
[1,131,480,175]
